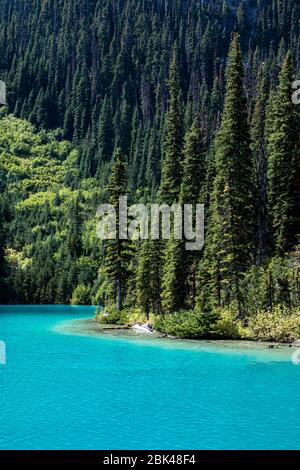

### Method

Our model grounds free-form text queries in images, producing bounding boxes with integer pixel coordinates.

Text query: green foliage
[251,64,270,263]
[246,306,300,343]
[71,284,91,305]
[180,120,205,205]
[135,239,163,317]
[0,1,300,342]
[0,115,102,304]
[96,305,148,326]
[154,309,219,339]
[201,34,254,314]
[159,47,184,205]
[103,148,132,311]
[161,239,186,315]
[241,255,300,315]
[96,305,129,325]
[212,308,247,339]
[266,52,300,253]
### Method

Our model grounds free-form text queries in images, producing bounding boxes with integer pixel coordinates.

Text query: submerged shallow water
[0,305,300,450]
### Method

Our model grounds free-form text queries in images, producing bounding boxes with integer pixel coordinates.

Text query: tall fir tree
[159,46,184,205]
[180,120,206,205]
[96,95,114,175]
[180,120,206,308]
[104,148,131,311]
[0,196,6,302]
[201,34,254,315]
[251,64,270,263]
[159,45,185,315]
[135,239,163,318]
[267,52,300,253]
[161,120,206,313]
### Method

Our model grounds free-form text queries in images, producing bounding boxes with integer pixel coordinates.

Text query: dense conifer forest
[0,0,299,341]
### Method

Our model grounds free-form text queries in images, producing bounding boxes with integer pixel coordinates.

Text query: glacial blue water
[0,305,300,450]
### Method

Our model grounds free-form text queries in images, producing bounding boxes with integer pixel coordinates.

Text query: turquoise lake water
[1,305,300,450]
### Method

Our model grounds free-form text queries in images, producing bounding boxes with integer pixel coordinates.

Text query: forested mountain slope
[0,0,300,341]
[0,0,299,188]
[0,114,102,303]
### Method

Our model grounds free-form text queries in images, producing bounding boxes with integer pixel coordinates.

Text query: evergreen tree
[0,196,6,302]
[104,148,131,311]
[159,46,184,205]
[67,196,82,258]
[180,120,206,308]
[251,64,270,263]
[202,34,254,315]
[161,238,186,314]
[136,239,163,318]
[180,120,205,205]
[0,0,299,327]
[96,95,114,174]
[161,120,206,314]
[267,52,300,253]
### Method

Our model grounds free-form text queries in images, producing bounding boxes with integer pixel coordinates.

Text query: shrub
[241,256,300,316]
[70,284,91,305]
[154,310,218,339]
[96,305,130,325]
[246,306,300,343]
[96,305,153,326]
[212,307,246,339]
[12,142,31,156]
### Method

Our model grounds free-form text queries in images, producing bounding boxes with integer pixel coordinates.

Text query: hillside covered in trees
[0,0,300,341]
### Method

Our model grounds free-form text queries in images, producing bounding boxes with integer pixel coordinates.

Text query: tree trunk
[116,278,122,311]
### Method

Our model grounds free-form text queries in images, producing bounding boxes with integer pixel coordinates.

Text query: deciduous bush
[245,306,300,343]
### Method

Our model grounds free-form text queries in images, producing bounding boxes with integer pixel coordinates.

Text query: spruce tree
[180,120,205,205]
[180,120,206,308]
[161,238,186,314]
[96,95,114,174]
[251,64,270,263]
[104,148,131,311]
[161,121,206,314]
[136,239,163,318]
[202,34,254,314]
[159,46,184,205]
[267,52,300,253]
[0,197,5,302]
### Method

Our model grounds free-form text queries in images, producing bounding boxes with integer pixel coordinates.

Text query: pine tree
[267,52,300,253]
[202,34,254,314]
